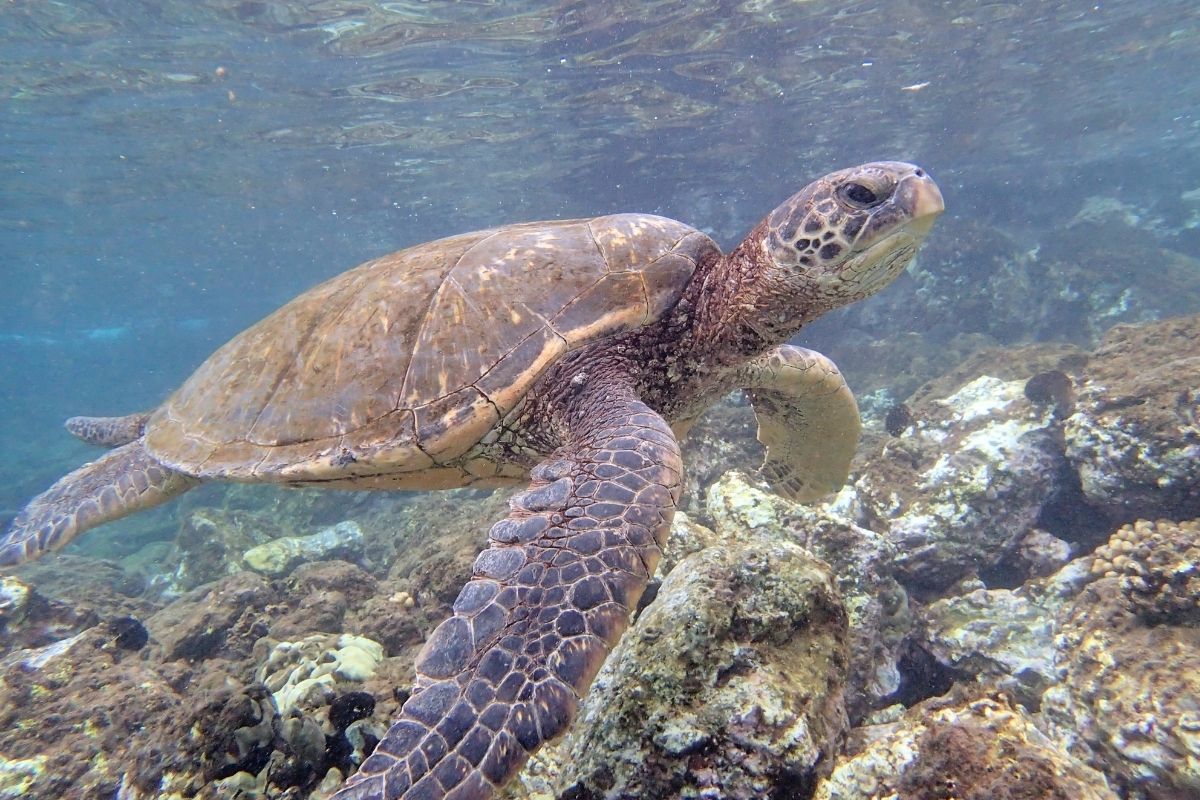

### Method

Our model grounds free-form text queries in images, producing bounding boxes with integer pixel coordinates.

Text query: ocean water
[0,0,1198,795]
[3,3,1196,510]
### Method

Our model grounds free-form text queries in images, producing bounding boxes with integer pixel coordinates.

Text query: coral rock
[814,696,1118,800]
[1042,577,1200,799]
[706,472,911,720]
[1065,315,1200,522]
[243,520,365,577]
[1090,518,1200,626]
[538,538,850,799]
[856,372,1068,595]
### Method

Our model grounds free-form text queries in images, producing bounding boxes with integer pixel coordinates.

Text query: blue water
[2,0,1198,533]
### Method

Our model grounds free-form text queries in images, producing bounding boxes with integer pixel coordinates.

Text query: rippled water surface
[1,0,1198,526]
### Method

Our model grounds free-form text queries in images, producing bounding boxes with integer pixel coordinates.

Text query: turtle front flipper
[65,411,152,447]
[740,344,862,502]
[334,391,682,800]
[0,440,198,566]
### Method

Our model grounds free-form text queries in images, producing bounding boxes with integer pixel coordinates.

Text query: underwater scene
[1,1,1199,798]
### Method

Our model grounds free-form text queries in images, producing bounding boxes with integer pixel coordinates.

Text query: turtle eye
[839,182,883,209]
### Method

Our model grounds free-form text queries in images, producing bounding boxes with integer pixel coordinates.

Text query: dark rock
[328,690,376,733]
[106,616,149,651]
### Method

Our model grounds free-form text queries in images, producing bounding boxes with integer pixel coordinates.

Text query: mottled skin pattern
[338,388,681,800]
[1,162,943,800]
[65,411,150,447]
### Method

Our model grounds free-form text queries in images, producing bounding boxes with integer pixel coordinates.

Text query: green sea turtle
[2,162,943,799]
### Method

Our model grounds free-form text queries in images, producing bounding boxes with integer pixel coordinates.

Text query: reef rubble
[0,313,1197,798]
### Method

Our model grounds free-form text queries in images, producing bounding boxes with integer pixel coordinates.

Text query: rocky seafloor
[1,312,1198,800]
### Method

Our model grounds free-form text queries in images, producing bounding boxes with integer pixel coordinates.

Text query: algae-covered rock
[706,472,911,720]
[531,538,849,799]
[243,520,365,577]
[814,696,1118,800]
[145,570,278,662]
[657,510,723,576]
[1065,315,1200,522]
[855,371,1068,594]
[1041,576,1200,799]
[920,587,1058,706]
[169,507,284,591]
[0,623,191,799]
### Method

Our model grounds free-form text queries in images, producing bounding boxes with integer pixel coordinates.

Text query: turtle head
[759,161,943,322]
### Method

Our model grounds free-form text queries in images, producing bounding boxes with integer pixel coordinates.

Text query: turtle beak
[898,168,945,235]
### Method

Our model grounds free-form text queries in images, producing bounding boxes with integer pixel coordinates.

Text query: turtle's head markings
[763,161,943,315]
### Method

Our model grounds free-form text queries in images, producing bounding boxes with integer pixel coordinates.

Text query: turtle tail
[65,411,152,447]
[0,440,198,566]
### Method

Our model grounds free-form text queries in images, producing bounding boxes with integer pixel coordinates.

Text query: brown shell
[145,214,712,482]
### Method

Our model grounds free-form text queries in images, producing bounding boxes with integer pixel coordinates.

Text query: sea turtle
[1,162,943,799]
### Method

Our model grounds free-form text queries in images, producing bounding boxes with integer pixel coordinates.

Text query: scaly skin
[65,411,151,447]
[335,384,681,800]
[0,441,196,566]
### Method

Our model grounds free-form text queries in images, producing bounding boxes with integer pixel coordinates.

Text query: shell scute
[147,215,710,482]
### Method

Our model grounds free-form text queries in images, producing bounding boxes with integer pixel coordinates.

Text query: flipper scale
[0,440,197,566]
[334,390,682,800]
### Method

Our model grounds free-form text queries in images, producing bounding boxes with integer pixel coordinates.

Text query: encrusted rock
[920,587,1059,706]
[658,510,724,576]
[814,696,1118,800]
[856,372,1068,595]
[1041,577,1200,798]
[0,624,190,798]
[525,538,849,799]
[145,571,277,662]
[167,507,284,591]
[1065,315,1200,521]
[706,472,910,719]
[243,520,365,577]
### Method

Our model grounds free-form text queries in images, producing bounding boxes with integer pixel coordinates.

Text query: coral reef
[513,537,849,799]
[1090,518,1200,626]
[2,313,1199,798]
[813,695,1118,800]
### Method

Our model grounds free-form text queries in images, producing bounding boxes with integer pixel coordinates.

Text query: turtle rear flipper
[65,411,152,447]
[0,440,197,566]
[334,389,682,800]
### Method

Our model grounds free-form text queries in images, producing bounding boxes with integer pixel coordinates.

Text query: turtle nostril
[914,168,925,178]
